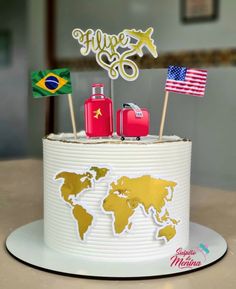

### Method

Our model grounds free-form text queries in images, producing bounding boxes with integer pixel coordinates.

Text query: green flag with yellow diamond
[31,68,72,98]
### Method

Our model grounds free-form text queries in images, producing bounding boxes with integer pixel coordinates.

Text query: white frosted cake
[43,132,191,261]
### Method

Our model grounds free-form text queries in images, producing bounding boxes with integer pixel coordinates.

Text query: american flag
[165,65,207,97]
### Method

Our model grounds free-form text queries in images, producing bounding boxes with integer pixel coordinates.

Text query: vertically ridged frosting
[43,133,191,261]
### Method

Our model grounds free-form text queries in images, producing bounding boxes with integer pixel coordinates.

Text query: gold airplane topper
[124,27,158,58]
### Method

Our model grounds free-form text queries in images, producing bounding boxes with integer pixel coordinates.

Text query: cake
[7,26,225,277]
[43,132,191,261]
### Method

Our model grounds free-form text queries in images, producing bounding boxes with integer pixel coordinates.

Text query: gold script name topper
[72,27,158,81]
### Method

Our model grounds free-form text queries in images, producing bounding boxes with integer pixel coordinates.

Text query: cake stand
[6,220,227,279]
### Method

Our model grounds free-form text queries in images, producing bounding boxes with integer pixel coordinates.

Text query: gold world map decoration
[55,166,179,242]
[72,27,158,81]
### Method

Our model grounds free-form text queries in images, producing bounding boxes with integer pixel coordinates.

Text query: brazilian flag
[31,68,72,98]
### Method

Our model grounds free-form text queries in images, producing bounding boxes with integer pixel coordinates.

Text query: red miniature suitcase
[84,83,113,137]
[116,103,149,140]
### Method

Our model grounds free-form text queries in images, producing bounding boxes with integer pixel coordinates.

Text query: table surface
[0,159,235,289]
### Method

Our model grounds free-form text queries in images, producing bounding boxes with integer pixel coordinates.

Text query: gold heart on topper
[96,51,120,80]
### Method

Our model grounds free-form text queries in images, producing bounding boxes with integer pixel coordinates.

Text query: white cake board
[6,220,227,279]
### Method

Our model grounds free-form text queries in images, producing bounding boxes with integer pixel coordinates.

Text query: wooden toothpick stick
[67,93,77,139]
[110,78,114,122]
[159,90,169,140]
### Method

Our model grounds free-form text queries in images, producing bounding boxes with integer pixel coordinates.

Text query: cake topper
[117,103,149,141]
[84,83,113,138]
[159,65,208,140]
[31,68,72,98]
[31,68,77,139]
[72,27,158,81]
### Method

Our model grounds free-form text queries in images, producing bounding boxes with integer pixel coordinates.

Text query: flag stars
[168,66,187,81]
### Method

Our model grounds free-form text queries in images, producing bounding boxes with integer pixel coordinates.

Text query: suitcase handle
[92,83,104,96]
[91,94,106,99]
[123,103,143,118]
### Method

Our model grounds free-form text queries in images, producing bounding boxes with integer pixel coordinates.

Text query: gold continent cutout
[55,168,179,242]
[103,175,179,241]
[55,166,109,240]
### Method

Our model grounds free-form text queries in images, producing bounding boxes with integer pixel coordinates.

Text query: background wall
[0,0,46,158]
[55,0,236,57]
[0,0,235,190]
[0,0,28,158]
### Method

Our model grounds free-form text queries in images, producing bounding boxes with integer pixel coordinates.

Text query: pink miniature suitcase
[116,103,149,140]
[84,83,113,137]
